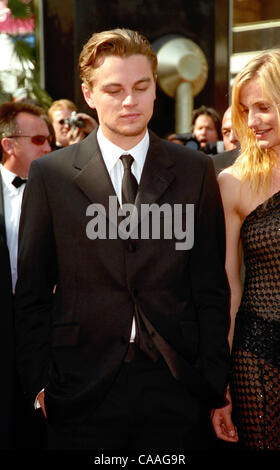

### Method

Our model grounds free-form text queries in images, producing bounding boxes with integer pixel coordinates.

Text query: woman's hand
[211,388,238,442]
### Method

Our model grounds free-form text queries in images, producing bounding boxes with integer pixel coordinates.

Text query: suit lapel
[0,172,13,293]
[73,129,176,233]
[0,173,7,244]
[137,134,174,204]
[73,130,120,215]
[131,131,175,231]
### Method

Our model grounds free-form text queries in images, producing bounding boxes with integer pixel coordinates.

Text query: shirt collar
[97,127,149,174]
[0,163,18,187]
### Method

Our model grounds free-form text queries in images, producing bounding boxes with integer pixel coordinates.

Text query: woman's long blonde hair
[231,49,280,194]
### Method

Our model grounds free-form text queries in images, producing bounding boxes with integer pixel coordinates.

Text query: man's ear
[1,137,14,155]
[81,83,95,109]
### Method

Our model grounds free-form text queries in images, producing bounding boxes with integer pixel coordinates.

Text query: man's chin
[58,139,70,147]
[111,124,147,139]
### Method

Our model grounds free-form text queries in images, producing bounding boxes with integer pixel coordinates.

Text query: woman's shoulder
[218,166,257,220]
[218,166,243,201]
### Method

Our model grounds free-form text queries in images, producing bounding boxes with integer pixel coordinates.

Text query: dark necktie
[12,176,27,188]
[120,155,160,362]
[120,154,138,205]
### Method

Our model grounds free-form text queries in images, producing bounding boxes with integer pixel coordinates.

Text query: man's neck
[2,159,26,178]
[100,127,148,151]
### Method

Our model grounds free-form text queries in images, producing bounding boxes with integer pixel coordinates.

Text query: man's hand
[66,126,86,145]
[37,390,47,419]
[211,388,238,443]
[66,113,98,145]
[76,112,98,135]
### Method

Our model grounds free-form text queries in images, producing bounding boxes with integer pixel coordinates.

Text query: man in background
[0,100,51,449]
[48,98,98,148]
[213,106,240,175]
[221,106,239,152]
[192,105,221,152]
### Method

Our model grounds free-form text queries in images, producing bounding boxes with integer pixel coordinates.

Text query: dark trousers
[47,347,212,451]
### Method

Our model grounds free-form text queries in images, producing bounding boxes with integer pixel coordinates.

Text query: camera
[64,111,85,129]
[173,133,201,150]
[204,141,225,155]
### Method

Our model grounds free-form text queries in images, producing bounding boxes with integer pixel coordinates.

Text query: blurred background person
[221,106,239,151]
[48,98,98,148]
[168,105,222,154]
[212,106,240,175]
[0,100,51,449]
[166,133,184,145]
[192,105,221,152]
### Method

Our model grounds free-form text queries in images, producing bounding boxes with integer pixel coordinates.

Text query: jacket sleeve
[14,159,57,406]
[190,157,230,405]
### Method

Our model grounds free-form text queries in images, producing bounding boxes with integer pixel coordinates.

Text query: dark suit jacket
[15,129,230,425]
[0,174,47,450]
[212,148,239,176]
[0,176,16,448]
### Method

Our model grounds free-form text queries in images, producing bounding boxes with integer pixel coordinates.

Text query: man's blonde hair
[231,49,280,193]
[79,28,158,88]
[48,99,77,123]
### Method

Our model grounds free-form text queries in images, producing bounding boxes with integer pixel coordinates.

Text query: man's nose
[123,93,136,106]
[43,141,52,153]
[229,130,238,143]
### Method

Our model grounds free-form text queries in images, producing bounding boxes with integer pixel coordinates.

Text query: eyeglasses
[8,135,52,146]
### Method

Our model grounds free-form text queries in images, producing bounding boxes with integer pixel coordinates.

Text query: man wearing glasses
[0,100,51,449]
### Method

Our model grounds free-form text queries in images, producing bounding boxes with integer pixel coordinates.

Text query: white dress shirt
[97,127,149,205]
[97,127,149,341]
[0,164,26,292]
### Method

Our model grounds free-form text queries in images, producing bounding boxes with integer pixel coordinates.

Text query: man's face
[193,114,218,149]
[51,108,73,147]
[221,108,239,151]
[81,54,156,149]
[5,112,51,177]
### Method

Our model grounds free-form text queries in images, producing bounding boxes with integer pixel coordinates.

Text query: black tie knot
[12,176,27,188]
[120,154,134,170]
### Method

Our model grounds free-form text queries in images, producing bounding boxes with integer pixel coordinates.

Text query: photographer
[48,99,98,148]
[167,106,223,155]
[192,105,221,152]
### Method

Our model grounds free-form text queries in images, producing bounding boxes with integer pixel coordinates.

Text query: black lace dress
[231,190,280,450]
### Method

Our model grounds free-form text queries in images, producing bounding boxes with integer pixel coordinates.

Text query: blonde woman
[212,49,280,449]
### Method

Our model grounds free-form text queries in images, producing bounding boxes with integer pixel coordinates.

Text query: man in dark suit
[212,147,239,176]
[15,28,236,450]
[0,101,51,448]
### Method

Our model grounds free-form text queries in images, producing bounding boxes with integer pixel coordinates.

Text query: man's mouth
[121,113,141,120]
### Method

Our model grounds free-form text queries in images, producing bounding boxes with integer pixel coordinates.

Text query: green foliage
[28,78,53,109]
[1,1,53,110]
[8,0,34,19]
[0,84,11,103]
[12,35,35,66]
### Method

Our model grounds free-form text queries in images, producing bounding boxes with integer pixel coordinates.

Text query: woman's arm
[211,169,244,443]
[218,170,243,349]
